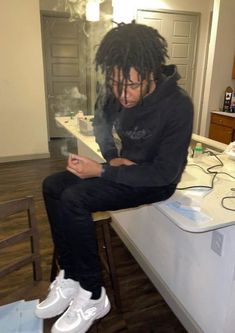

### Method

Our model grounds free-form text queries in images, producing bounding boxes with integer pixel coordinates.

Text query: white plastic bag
[224,141,235,160]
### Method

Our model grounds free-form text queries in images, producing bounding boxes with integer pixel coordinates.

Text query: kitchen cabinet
[209,112,235,144]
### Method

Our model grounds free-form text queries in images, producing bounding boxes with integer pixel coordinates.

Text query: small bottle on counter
[223,86,233,112]
[77,110,84,128]
[77,110,84,120]
[230,91,235,113]
[193,142,203,161]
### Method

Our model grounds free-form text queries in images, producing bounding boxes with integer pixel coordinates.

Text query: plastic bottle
[77,110,84,120]
[230,91,235,113]
[223,86,233,112]
[77,110,84,128]
[193,142,203,160]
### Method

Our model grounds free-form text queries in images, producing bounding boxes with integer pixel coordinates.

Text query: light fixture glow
[86,0,100,22]
[112,0,135,23]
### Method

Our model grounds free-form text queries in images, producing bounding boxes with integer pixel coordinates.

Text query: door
[41,14,88,138]
[137,10,199,96]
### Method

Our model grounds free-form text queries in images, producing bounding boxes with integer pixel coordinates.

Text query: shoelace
[54,272,64,285]
[47,272,69,299]
[49,273,63,290]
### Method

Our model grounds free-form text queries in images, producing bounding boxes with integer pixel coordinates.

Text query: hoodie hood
[147,64,181,102]
[125,64,182,110]
[161,64,181,81]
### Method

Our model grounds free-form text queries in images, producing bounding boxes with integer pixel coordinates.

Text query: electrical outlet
[211,230,224,256]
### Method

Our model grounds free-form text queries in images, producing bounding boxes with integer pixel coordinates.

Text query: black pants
[43,170,176,295]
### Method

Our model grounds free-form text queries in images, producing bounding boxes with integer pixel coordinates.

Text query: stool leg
[50,248,59,282]
[102,220,122,312]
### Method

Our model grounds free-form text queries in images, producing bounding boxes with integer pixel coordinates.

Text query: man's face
[108,67,156,108]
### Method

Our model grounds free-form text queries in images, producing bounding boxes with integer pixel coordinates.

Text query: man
[35,22,193,333]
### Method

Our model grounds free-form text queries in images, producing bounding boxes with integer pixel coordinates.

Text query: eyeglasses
[107,78,143,91]
[107,78,155,91]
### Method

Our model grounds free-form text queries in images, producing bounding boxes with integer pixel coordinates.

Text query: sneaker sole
[96,300,111,320]
[51,301,111,333]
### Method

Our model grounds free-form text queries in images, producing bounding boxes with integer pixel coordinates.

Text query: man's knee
[60,187,78,210]
[43,174,56,194]
[60,185,90,213]
[42,172,67,197]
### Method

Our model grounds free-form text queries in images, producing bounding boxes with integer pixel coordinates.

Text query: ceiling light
[86,0,100,22]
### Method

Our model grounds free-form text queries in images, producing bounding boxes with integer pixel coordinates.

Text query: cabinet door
[211,114,235,127]
[209,124,233,144]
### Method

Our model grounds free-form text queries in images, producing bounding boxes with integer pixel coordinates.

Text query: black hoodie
[93,65,193,188]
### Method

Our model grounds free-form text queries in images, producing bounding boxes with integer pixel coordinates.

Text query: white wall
[200,0,235,136]
[211,0,235,105]
[0,0,49,162]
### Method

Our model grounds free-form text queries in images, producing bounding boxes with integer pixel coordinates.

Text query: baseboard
[0,153,50,163]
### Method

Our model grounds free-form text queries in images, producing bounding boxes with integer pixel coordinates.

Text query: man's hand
[109,158,136,166]
[67,154,103,179]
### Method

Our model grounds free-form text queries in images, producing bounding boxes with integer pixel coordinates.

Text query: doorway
[41,13,88,138]
[137,9,200,97]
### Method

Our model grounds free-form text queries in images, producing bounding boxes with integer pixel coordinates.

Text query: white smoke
[51,86,87,118]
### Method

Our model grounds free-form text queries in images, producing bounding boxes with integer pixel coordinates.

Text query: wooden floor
[0,138,188,333]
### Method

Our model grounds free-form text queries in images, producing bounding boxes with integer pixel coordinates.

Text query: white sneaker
[35,270,80,319]
[51,286,111,333]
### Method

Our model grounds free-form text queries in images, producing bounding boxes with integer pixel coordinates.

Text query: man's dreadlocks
[95,22,168,86]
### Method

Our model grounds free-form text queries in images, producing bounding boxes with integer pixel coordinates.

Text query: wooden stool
[50,211,122,311]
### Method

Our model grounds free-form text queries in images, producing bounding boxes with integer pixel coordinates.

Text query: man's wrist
[100,164,106,177]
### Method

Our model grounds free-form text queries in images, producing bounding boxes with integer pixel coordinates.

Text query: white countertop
[211,111,235,118]
[192,133,227,152]
[156,154,235,232]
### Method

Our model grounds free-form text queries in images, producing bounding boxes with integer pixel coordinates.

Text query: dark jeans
[43,170,176,295]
